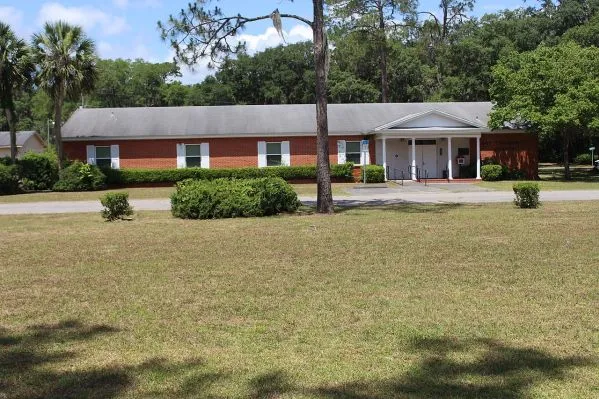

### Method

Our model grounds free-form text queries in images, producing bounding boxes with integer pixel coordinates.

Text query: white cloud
[237,24,312,54]
[0,6,28,37]
[38,2,130,36]
[113,0,129,8]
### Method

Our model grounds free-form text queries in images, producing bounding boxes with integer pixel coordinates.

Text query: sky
[0,0,524,84]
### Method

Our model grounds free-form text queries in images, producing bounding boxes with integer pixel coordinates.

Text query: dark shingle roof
[62,102,494,139]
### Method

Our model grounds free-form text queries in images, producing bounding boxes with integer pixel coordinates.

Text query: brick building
[62,102,538,180]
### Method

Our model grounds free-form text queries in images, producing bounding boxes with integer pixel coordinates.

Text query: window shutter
[257,141,267,167]
[200,143,210,169]
[337,140,346,164]
[86,145,96,165]
[110,145,120,169]
[176,143,186,168]
[361,142,370,165]
[281,141,290,166]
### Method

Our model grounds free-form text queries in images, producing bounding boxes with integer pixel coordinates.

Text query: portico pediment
[374,109,487,131]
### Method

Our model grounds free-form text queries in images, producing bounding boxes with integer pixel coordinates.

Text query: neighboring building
[0,131,46,158]
[62,103,538,180]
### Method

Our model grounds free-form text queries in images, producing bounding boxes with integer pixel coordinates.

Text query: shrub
[53,161,107,192]
[574,153,592,165]
[360,165,385,183]
[0,156,12,166]
[18,151,59,190]
[103,163,355,186]
[100,192,133,221]
[171,177,300,219]
[0,164,20,195]
[481,164,503,181]
[513,182,540,209]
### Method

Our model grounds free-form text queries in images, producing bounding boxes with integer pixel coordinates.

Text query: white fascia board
[62,132,369,141]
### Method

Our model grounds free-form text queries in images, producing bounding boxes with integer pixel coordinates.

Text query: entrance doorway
[409,140,439,178]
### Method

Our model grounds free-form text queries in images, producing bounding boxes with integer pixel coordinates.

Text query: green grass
[0,184,355,203]
[1,202,598,398]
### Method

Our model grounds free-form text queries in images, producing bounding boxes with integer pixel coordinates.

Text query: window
[346,141,361,164]
[95,146,111,168]
[458,147,470,156]
[185,144,202,167]
[266,142,282,166]
[408,140,437,146]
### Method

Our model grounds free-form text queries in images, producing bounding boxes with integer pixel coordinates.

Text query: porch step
[419,178,480,184]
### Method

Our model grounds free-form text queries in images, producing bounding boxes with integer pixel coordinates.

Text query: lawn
[479,166,599,191]
[1,203,598,398]
[0,184,355,203]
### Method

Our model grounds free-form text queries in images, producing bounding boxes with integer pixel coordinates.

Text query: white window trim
[345,141,363,166]
[177,143,210,169]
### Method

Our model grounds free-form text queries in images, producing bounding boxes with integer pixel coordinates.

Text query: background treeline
[3,0,599,161]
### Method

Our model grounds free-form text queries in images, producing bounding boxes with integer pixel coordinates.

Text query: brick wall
[480,132,538,179]
[63,135,375,169]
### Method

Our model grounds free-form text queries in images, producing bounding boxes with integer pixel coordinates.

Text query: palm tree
[32,21,97,168]
[0,23,34,162]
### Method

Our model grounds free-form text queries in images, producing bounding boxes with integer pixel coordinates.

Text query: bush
[103,163,355,186]
[100,192,133,221]
[513,182,540,209]
[481,164,503,181]
[53,161,107,192]
[171,177,300,219]
[0,164,20,195]
[0,156,12,166]
[574,153,592,165]
[360,165,385,183]
[18,151,59,190]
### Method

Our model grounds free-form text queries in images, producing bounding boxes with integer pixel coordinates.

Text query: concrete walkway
[1,190,598,215]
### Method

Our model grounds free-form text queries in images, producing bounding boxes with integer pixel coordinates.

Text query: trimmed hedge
[360,165,385,183]
[104,163,355,185]
[481,164,503,181]
[0,164,20,195]
[101,192,133,221]
[171,177,300,219]
[53,161,107,192]
[513,182,540,209]
[19,151,59,190]
[574,153,593,165]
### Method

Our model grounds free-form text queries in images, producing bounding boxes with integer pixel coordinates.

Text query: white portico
[374,109,487,181]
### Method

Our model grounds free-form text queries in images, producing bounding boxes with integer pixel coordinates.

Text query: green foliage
[481,164,503,181]
[513,182,540,208]
[171,177,300,219]
[100,192,133,221]
[104,164,355,185]
[0,164,19,195]
[53,161,106,191]
[573,153,593,164]
[18,151,58,190]
[0,156,12,166]
[360,165,385,183]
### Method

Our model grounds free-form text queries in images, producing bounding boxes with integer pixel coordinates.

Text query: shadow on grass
[0,320,216,399]
[1,322,595,398]
[298,202,465,215]
[248,337,595,399]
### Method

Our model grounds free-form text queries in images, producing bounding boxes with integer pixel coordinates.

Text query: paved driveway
[0,190,598,215]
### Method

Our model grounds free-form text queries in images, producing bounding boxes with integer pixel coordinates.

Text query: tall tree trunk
[54,88,65,170]
[4,106,17,162]
[563,131,571,180]
[378,8,389,103]
[313,0,333,214]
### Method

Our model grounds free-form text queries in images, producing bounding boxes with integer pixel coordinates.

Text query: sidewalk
[1,190,598,215]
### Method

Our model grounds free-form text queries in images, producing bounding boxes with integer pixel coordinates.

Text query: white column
[447,137,453,180]
[411,137,417,180]
[382,137,387,181]
[476,136,481,180]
